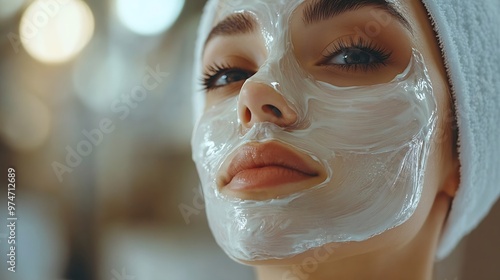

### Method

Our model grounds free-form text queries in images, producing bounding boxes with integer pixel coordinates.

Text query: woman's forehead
[212,0,304,24]
[205,0,412,52]
[211,0,406,22]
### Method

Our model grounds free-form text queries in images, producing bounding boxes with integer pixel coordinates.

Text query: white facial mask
[191,0,437,262]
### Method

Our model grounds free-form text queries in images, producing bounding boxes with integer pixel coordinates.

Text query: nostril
[243,107,252,123]
[262,104,282,118]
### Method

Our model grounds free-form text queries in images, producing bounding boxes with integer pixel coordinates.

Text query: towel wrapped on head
[420,0,500,260]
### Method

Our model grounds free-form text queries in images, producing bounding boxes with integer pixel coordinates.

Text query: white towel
[421,0,500,260]
[192,0,500,261]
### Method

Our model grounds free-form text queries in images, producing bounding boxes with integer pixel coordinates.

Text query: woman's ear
[441,158,460,198]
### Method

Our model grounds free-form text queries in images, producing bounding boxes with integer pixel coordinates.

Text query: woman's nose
[238,82,297,129]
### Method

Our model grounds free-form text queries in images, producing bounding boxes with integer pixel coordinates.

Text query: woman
[190,0,500,279]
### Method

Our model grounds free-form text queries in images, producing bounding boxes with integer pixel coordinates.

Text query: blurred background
[0,0,498,279]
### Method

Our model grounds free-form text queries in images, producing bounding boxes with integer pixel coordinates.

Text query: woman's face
[194,0,457,264]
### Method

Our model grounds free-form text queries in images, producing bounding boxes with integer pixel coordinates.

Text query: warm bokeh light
[115,0,185,35]
[0,0,26,20]
[19,0,95,64]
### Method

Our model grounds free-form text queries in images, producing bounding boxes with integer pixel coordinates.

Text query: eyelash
[319,38,393,72]
[201,63,255,92]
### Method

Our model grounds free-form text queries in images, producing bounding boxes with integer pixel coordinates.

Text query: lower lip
[226,166,315,191]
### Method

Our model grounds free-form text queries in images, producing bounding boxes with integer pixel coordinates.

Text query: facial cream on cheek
[191,0,437,262]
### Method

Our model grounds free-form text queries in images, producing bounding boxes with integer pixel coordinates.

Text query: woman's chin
[225,219,417,267]
[228,242,347,267]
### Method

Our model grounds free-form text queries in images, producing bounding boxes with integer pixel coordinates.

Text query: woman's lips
[219,141,325,199]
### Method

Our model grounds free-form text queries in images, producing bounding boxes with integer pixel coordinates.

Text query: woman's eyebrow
[205,13,256,47]
[303,0,412,32]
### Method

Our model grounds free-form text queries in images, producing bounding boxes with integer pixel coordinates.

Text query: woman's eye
[329,48,378,65]
[202,67,254,91]
[213,69,252,87]
[319,39,392,72]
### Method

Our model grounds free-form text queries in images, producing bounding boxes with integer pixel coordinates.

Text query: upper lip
[219,141,320,187]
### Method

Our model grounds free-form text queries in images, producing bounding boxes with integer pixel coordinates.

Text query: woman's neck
[255,245,434,280]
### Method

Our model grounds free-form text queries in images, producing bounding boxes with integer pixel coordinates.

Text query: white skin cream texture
[191,0,437,261]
